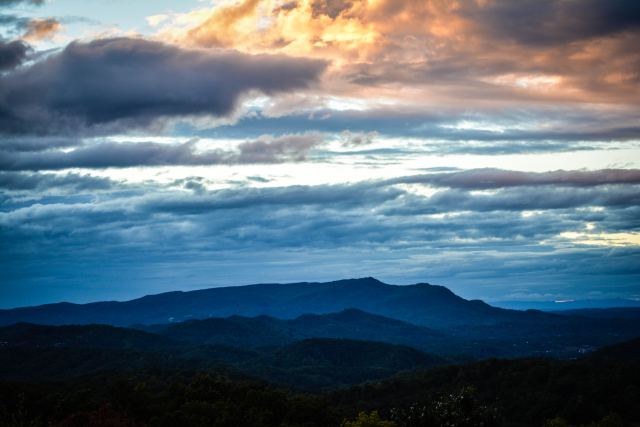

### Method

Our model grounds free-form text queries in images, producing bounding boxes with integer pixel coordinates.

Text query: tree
[544,413,623,427]
[342,411,397,427]
[53,403,145,427]
[0,393,43,427]
[391,387,501,427]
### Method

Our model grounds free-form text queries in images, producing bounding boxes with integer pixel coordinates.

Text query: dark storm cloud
[0,37,327,135]
[0,134,325,170]
[0,171,114,192]
[0,39,29,70]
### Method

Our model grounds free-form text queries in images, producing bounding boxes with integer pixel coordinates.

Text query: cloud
[462,0,640,47]
[146,14,169,27]
[0,0,44,6]
[206,106,640,144]
[392,169,640,190]
[340,130,377,147]
[0,137,83,152]
[247,176,271,183]
[0,134,326,170]
[20,17,64,42]
[4,169,639,236]
[310,0,354,19]
[0,39,29,70]
[234,133,325,163]
[0,37,328,136]
[0,171,114,192]
[157,0,640,106]
[2,167,639,307]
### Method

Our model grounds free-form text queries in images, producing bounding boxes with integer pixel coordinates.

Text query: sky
[1,0,639,309]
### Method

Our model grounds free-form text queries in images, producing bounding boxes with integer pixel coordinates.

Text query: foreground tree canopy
[0,357,639,427]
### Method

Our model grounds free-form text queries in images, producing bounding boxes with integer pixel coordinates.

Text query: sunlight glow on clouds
[560,232,640,247]
[0,0,639,307]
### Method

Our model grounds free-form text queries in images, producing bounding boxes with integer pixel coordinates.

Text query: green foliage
[543,417,569,427]
[543,413,624,427]
[0,372,345,427]
[0,338,451,389]
[53,403,144,427]
[0,393,44,427]
[0,351,639,427]
[328,358,640,427]
[590,413,624,427]
[391,387,500,427]
[342,411,397,427]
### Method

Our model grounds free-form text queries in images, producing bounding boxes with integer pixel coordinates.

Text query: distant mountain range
[0,277,564,329]
[1,278,639,380]
[490,298,640,311]
[3,305,640,361]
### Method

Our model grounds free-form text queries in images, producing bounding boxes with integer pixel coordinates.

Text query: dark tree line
[1,358,639,427]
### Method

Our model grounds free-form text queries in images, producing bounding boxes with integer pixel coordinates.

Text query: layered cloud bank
[0,0,639,307]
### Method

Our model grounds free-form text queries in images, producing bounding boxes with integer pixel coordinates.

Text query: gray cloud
[385,187,640,216]
[0,171,114,192]
[2,167,639,307]
[392,168,640,189]
[4,169,639,236]
[170,176,210,195]
[0,39,29,70]
[234,133,325,163]
[340,130,378,147]
[0,0,44,6]
[209,106,640,145]
[0,137,82,153]
[461,0,640,47]
[247,176,271,183]
[0,134,326,170]
[0,37,327,135]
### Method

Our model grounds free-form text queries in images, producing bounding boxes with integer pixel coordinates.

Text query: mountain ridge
[0,277,567,328]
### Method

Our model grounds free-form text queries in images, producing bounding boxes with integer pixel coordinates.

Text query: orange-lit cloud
[154,0,640,106]
[21,17,65,42]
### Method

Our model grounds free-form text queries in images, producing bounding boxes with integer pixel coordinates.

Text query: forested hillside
[1,356,639,427]
[0,337,452,389]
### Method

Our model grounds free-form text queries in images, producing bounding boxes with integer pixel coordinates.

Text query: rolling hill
[0,337,451,388]
[0,323,186,349]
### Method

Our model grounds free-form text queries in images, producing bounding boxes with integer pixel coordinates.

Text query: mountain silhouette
[0,277,561,328]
